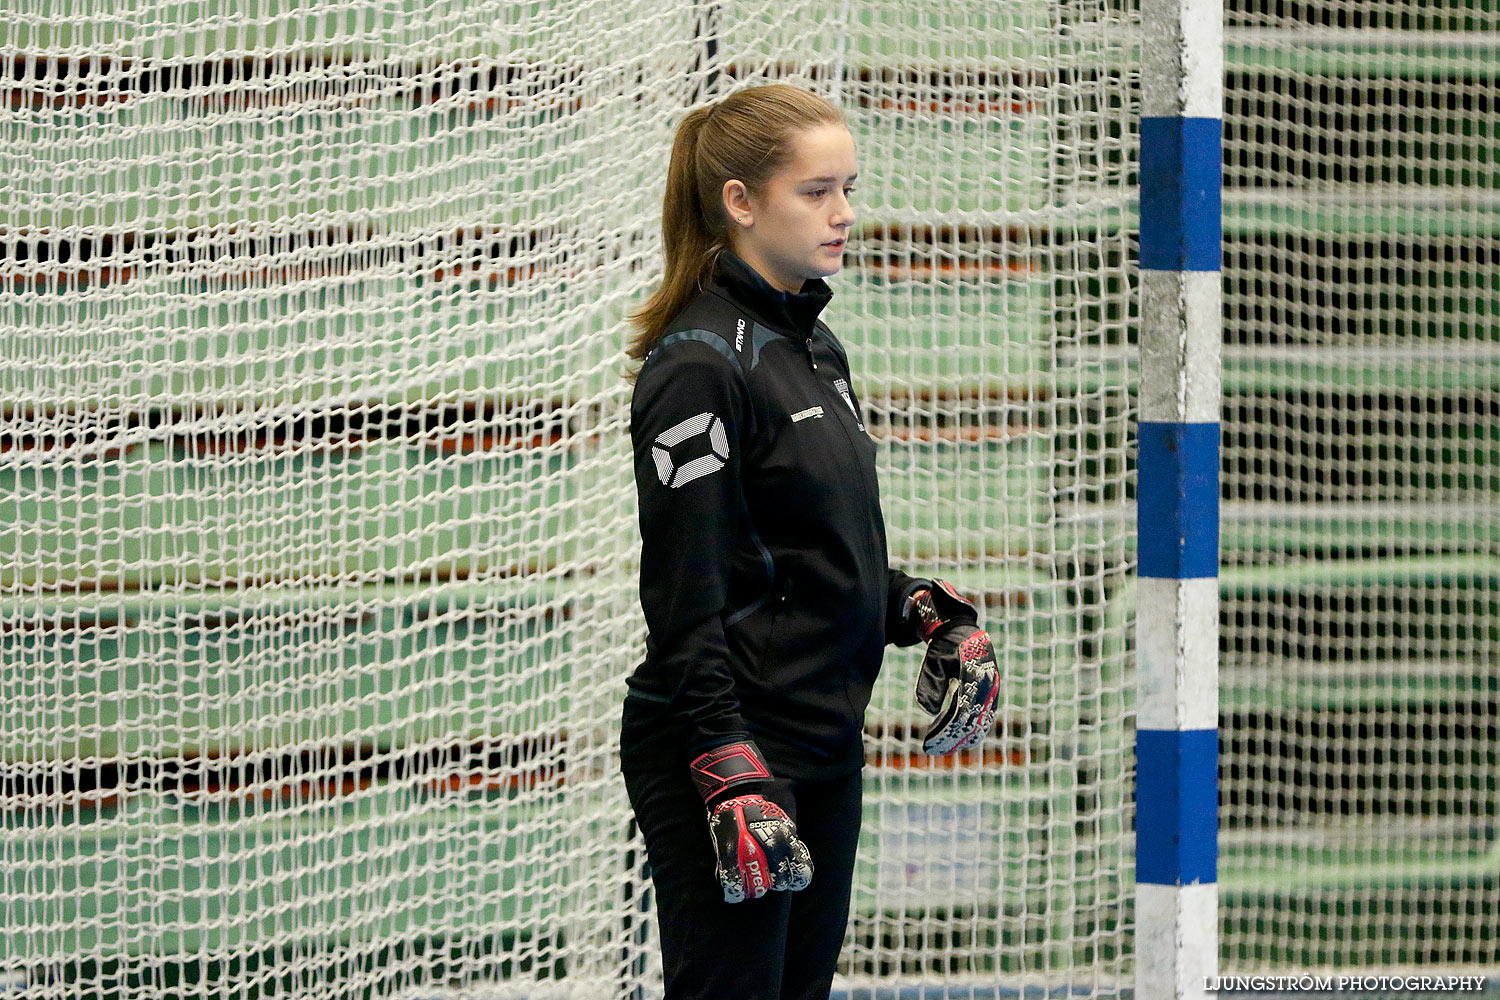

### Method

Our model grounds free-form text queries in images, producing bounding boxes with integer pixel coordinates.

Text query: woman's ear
[722,179,752,228]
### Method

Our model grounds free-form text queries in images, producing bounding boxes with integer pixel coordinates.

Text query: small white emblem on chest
[833,377,866,431]
[790,405,824,423]
[735,318,746,352]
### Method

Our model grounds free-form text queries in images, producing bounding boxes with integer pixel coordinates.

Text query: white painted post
[1135,0,1223,997]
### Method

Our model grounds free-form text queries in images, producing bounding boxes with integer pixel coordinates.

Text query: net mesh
[1220,0,1500,975]
[0,2,1138,996]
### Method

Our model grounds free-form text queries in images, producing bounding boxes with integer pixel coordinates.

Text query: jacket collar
[709,246,833,338]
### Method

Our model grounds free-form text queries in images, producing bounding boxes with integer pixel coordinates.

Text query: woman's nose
[835,192,855,226]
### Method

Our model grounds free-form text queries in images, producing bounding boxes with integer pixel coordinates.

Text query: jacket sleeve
[631,339,754,757]
[885,568,935,647]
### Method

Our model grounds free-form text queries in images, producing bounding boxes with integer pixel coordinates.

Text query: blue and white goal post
[1135,0,1223,998]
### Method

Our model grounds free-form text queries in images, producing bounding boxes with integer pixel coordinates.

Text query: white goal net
[9,0,1491,997]
[1218,0,1500,977]
[0,2,1138,995]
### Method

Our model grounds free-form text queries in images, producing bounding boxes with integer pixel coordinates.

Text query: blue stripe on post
[1138,421,1220,579]
[1139,116,1222,272]
[1136,728,1218,886]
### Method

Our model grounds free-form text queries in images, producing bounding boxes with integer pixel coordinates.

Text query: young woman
[619,83,1002,1000]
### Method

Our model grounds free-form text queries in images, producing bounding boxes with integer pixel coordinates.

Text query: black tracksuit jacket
[621,247,931,781]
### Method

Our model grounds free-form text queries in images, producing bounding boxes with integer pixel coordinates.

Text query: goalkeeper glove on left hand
[904,580,1001,755]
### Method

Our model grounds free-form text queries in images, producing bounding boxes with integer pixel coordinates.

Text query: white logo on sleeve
[652,411,729,488]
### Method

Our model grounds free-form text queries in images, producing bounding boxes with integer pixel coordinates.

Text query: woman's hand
[689,740,814,902]
[905,581,1001,754]
[707,794,814,903]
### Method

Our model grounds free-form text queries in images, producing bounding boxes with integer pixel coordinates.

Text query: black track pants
[621,762,863,1000]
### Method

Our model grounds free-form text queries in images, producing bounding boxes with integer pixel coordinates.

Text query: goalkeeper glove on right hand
[689,741,813,903]
[905,580,1001,755]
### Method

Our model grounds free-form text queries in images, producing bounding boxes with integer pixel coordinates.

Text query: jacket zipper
[801,332,884,713]
[795,328,886,708]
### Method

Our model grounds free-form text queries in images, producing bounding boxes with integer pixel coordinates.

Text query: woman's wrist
[688,739,772,806]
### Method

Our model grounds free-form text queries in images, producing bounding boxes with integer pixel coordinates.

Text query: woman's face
[723,124,857,295]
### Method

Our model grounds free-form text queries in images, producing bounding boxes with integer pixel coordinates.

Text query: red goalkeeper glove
[903,580,1001,754]
[689,741,813,903]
